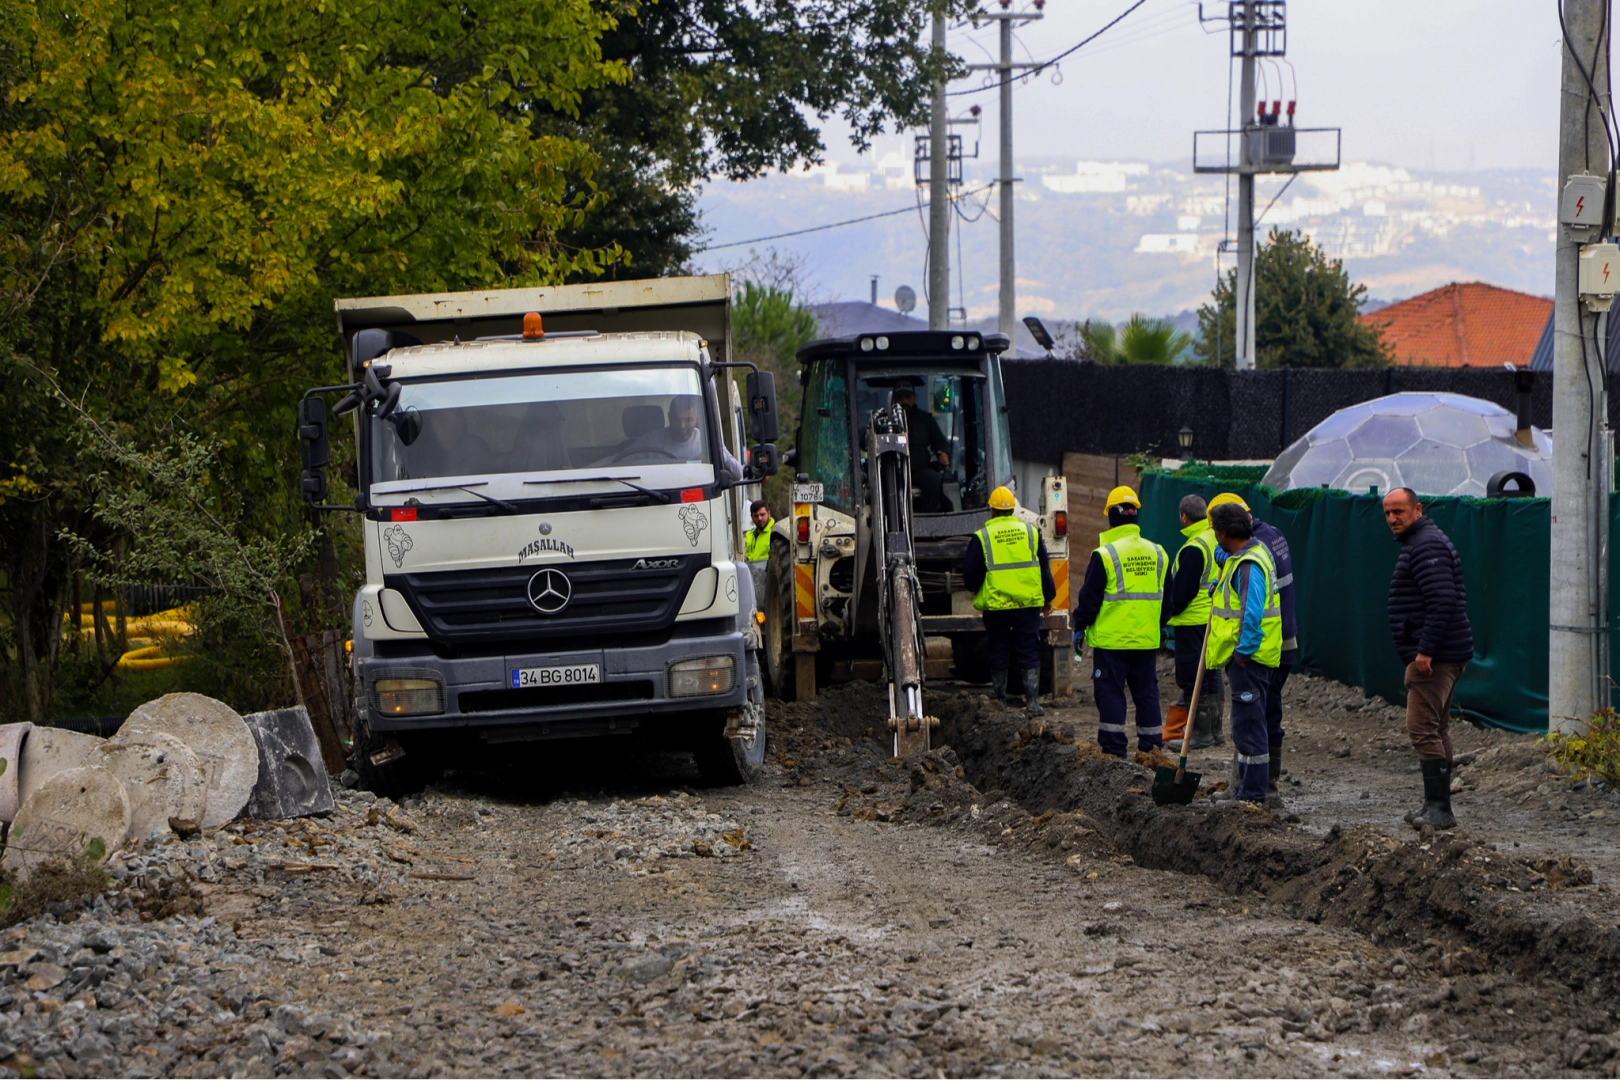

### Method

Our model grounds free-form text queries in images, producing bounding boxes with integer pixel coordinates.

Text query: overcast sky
[814,0,1563,173]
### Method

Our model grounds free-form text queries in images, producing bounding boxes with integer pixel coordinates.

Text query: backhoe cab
[762,331,1070,734]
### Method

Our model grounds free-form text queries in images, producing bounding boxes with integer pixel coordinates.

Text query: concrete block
[0,722,32,822]
[97,732,208,842]
[2,766,129,875]
[242,707,335,820]
[18,727,106,809]
[123,692,259,828]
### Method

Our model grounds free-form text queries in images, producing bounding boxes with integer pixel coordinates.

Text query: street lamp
[1178,425,1195,461]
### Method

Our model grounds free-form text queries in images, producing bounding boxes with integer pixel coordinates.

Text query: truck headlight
[668,655,737,697]
[372,676,445,716]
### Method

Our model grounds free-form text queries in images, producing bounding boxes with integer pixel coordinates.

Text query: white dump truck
[295,275,778,793]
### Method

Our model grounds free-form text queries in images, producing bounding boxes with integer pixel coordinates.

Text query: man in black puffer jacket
[1383,487,1473,830]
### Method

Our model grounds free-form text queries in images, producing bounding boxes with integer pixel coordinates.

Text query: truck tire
[763,535,796,700]
[949,632,992,684]
[694,655,767,785]
[351,720,444,799]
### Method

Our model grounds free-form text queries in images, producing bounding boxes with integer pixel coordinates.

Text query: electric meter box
[1561,174,1608,235]
[1579,242,1620,311]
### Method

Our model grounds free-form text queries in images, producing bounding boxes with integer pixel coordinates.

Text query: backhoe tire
[763,535,797,700]
[949,633,992,684]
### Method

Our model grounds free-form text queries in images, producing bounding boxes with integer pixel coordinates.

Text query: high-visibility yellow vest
[1167,520,1220,627]
[1084,524,1167,650]
[1205,542,1283,669]
[745,520,774,562]
[973,516,1045,611]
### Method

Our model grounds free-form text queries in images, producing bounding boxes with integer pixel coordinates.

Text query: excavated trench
[791,681,1620,999]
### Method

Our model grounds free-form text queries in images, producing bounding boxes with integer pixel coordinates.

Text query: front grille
[459,681,656,712]
[386,554,711,651]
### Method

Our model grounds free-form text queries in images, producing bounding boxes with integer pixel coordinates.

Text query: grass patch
[0,837,112,929]
[1543,708,1620,789]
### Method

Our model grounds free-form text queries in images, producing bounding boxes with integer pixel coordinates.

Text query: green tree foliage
[0,0,626,722]
[1195,228,1391,369]
[731,281,819,513]
[546,0,968,275]
[1078,316,1192,364]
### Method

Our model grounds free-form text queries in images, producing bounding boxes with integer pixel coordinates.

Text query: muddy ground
[2,659,1618,1078]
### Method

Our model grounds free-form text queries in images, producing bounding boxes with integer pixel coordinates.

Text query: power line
[946,0,1150,97]
[695,183,997,253]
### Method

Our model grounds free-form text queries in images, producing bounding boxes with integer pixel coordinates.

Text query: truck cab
[298,276,774,791]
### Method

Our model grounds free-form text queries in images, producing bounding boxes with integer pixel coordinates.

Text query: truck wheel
[695,655,767,785]
[351,721,443,799]
[763,536,796,700]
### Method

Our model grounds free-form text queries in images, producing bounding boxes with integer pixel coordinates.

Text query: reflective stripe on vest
[1205,543,1283,669]
[974,517,1045,611]
[1085,524,1166,651]
[1167,522,1220,627]
[745,521,775,562]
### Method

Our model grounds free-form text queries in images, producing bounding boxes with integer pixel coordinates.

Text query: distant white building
[1043,161,1149,194]
[1136,234,1201,254]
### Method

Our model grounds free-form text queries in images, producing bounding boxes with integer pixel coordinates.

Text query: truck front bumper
[358,630,749,740]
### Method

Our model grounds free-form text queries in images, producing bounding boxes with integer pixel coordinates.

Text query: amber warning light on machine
[523,312,544,339]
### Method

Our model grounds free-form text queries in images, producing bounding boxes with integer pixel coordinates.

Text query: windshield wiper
[393,481,520,514]
[522,475,671,504]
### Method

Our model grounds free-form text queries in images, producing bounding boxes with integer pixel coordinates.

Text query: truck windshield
[369,366,720,496]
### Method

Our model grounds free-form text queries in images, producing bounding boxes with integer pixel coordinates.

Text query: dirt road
[1,669,1617,1077]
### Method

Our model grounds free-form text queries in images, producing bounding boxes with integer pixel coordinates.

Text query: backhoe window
[855,372,991,511]
[799,362,854,515]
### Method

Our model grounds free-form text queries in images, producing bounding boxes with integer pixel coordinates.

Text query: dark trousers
[914,465,948,513]
[1404,660,1466,761]
[1226,659,1275,801]
[1172,626,1223,706]
[984,608,1042,673]
[1093,647,1162,757]
[1266,665,1290,752]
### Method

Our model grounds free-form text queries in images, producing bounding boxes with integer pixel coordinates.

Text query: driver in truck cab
[609,393,743,481]
[890,381,952,512]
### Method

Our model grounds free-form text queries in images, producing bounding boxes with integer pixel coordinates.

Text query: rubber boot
[1406,759,1456,830]
[1265,750,1284,810]
[1187,697,1221,750]
[1212,753,1241,801]
[990,670,1009,707]
[1022,668,1044,717]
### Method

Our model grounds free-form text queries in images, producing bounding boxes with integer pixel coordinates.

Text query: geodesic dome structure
[1260,392,1551,498]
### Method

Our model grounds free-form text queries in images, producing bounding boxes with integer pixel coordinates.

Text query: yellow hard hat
[1104,485,1140,512]
[988,486,1017,511]
[1208,492,1251,512]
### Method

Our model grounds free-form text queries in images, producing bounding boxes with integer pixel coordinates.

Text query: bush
[1543,708,1620,789]
[0,838,112,929]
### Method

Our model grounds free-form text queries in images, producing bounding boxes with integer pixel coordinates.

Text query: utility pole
[966,2,1041,338]
[1550,0,1612,734]
[927,11,951,331]
[1234,0,1258,370]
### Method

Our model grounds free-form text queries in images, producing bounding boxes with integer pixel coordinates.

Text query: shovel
[1152,613,1214,806]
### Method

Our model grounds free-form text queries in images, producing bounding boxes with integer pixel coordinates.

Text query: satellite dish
[894,285,917,314]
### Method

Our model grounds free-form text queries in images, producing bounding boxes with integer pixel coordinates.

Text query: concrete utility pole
[1550,0,1612,734]
[928,11,951,331]
[1234,0,1258,370]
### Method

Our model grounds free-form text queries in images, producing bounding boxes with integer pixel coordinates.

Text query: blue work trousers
[984,608,1042,673]
[1172,626,1223,707]
[1266,665,1290,753]
[1226,659,1275,801]
[1092,647,1162,758]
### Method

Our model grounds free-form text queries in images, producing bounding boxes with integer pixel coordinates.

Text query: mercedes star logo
[526,568,572,615]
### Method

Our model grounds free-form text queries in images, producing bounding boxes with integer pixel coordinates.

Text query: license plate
[510,664,600,689]
[792,482,824,504]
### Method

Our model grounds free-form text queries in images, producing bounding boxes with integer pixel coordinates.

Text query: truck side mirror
[299,397,330,504]
[745,370,778,443]
[748,443,779,479]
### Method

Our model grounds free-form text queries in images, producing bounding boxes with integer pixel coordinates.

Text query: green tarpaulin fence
[1139,471,1576,734]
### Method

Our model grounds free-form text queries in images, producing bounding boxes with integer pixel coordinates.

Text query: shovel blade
[1151,763,1202,806]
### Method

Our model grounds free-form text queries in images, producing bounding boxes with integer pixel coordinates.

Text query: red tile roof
[1359,282,1553,368]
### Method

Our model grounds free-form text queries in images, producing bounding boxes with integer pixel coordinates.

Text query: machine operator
[890,381,952,513]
